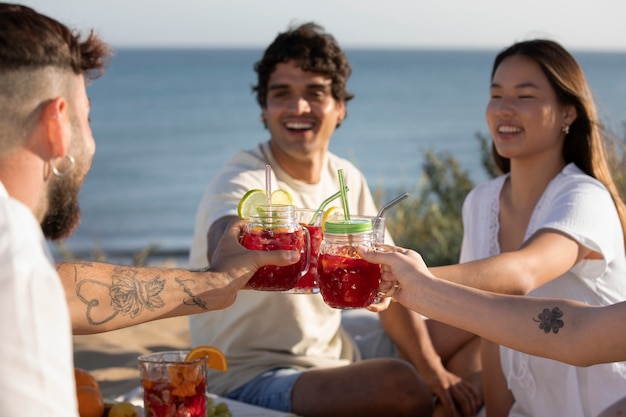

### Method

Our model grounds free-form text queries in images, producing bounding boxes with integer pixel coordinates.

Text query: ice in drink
[139,351,207,417]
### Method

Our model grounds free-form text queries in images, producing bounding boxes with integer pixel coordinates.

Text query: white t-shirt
[188,142,381,395]
[461,163,626,417]
[0,182,78,416]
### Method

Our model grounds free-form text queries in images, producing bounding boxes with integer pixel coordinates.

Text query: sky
[9,0,626,52]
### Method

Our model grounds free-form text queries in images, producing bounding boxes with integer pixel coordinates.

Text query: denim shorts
[226,367,302,412]
[225,330,398,412]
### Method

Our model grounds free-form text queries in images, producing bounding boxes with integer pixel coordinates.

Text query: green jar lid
[324,219,372,234]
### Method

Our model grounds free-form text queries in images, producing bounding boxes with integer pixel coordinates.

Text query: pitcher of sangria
[318,218,382,309]
[241,204,310,291]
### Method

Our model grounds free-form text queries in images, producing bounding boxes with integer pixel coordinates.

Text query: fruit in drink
[238,188,307,291]
[291,223,322,291]
[320,206,342,231]
[319,253,381,309]
[142,363,207,417]
[237,189,293,219]
[241,226,306,290]
[185,345,228,372]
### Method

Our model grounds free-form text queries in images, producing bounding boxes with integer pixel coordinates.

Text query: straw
[373,192,409,232]
[308,188,349,225]
[265,164,272,207]
[337,169,350,221]
[376,192,409,219]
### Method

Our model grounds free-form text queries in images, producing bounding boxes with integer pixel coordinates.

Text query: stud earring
[562,125,570,135]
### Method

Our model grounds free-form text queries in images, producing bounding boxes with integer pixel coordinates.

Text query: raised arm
[61,220,298,334]
[360,246,626,367]
[432,230,590,295]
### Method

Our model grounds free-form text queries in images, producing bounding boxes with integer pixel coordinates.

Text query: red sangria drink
[138,351,207,417]
[241,226,307,290]
[240,205,310,291]
[286,208,323,293]
[319,253,381,309]
[318,219,381,309]
[294,223,321,291]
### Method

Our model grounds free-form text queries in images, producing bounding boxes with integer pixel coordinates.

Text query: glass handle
[299,227,311,277]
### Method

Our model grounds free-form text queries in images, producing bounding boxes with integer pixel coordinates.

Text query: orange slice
[185,345,228,372]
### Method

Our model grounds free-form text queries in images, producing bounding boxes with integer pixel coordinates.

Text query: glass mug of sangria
[318,217,382,309]
[240,204,310,291]
[282,208,323,294]
[138,351,207,417]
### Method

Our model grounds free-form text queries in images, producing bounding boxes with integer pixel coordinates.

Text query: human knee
[381,359,434,415]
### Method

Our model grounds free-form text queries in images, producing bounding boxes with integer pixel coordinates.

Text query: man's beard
[40,168,83,241]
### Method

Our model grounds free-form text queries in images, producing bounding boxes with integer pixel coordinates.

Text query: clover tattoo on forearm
[533,307,564,334]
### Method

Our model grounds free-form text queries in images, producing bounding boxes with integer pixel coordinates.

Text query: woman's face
[485,54,574,164]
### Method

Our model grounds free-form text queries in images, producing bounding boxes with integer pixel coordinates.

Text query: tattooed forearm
[175,277,208,311]
[110,268,166,317]
[75,266,166,325]
[532,307,564,334]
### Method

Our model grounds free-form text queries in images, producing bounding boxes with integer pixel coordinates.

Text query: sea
[51,48,626,264]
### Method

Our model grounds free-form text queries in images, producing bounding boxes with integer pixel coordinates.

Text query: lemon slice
[237,189,294,219]
[185,345,228,372]
[321,206,343,232]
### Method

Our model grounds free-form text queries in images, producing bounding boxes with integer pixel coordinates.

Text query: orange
[76,385,104,417]
[74,368,104,417]
[74,367,100,391]
[185,345,228,371]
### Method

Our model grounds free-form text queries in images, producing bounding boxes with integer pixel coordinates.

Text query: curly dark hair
[253,22,354,109]
[0,3,111,79]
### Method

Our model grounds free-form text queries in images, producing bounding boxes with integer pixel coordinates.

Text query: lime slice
[271,189,294,205]
[237,189,294,219]
[237,189,267,219]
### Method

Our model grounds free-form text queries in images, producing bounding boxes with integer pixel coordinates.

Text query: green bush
[381,133,485,267]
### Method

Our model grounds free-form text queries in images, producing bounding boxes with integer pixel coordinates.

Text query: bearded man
[0,4,298,415]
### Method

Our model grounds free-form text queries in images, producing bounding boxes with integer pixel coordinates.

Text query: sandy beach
[71,309,382,400]
[73,316,192,399]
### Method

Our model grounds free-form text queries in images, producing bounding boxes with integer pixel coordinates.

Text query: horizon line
[106,44,626,54]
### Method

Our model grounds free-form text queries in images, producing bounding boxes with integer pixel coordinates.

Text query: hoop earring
[562,125,570,135]
[51,154,75,178]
